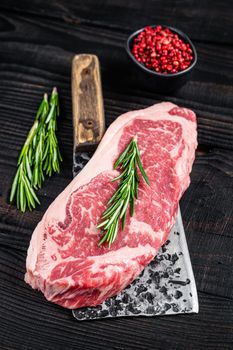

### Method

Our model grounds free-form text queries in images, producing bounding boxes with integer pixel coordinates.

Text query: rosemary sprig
[10,88,62,212]
[97,137,150,247]
[9,111,42,212]
[43,88,62,176]
[32,93,49,188]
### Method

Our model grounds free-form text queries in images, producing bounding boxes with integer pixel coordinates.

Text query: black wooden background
[0,1,233,349]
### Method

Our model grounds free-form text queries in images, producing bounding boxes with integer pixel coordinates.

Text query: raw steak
[25,102,197,309]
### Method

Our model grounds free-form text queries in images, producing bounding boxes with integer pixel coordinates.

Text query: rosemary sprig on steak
[97,137,150,247]
[10,88,62,212]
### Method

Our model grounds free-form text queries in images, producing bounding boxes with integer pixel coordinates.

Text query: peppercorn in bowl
[126,25,197,93]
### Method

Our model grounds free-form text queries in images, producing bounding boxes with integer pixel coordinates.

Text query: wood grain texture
[0,1,232,349]
[0,12,232,150]
[1,0,233,44]
[72,54,105,150]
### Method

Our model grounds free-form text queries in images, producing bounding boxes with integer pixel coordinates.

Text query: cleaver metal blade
[72,55,199,320]
[72,205,199,320]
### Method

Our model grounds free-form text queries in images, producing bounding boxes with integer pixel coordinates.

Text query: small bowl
[126,25,197,93]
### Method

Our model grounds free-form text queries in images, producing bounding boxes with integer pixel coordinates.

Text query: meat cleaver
[71,54,199,320]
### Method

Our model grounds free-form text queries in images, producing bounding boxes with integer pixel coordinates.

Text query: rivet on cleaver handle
[72,54,105,176]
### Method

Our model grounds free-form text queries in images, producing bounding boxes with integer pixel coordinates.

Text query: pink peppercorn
[132,25,194,74]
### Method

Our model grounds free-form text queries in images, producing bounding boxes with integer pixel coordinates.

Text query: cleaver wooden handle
[72,54,105,151]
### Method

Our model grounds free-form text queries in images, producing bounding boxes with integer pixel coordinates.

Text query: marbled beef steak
[25,102,197,309]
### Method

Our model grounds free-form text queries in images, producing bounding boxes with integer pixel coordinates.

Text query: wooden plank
[0,0,233,44]
[0,14,232,150]
[182,150,233,239]
[0,2,232,350]
[0,246,233,350]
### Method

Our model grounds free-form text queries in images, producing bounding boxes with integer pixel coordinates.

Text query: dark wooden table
[0,1,232,349]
